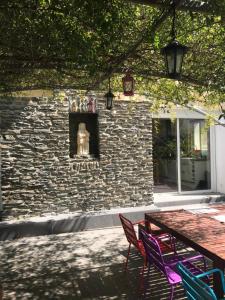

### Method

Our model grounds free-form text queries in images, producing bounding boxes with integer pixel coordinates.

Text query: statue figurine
[87,97,95,113]
[83,98,88,112]
[76,98,80,112]
[71,100,78,112]
[77,123,90,156]
[80,98,86,112]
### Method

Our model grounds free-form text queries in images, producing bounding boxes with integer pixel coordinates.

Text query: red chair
[119,213,175,273]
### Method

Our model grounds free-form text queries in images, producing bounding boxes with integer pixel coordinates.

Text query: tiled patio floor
[0,227,210,299]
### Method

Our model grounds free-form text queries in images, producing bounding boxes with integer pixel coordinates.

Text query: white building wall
[214,122,225,193]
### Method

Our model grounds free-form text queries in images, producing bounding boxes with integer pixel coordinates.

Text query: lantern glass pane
[124,81,132,92]
[166,50,176,74]
[175,48,184,73]
[106,97,112,109]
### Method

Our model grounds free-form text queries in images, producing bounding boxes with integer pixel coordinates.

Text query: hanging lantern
[122,71,134,96]
[161,1,188,79]
[105,78,114,110]
[161,40,188,79]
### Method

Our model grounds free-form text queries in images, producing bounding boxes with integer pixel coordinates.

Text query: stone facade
[0,94,153,220]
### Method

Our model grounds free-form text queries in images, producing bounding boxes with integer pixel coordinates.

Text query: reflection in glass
[153,119,178,192]
[180,119,211,191]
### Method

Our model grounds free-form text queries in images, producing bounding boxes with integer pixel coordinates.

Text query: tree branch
[88,1,183,91]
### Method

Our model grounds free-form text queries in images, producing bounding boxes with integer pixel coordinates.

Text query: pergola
[0,0,225,101]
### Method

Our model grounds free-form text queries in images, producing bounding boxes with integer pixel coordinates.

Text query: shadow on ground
[0,227,211,299]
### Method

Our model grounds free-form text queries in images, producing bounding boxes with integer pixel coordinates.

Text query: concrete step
[1,193,225,241]
[154,192,225,208]
[0,204,160,241]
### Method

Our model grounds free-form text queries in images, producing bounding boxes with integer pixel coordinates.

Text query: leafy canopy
[1,0,225,107]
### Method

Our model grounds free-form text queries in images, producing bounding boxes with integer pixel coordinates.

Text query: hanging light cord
[108,78,111,91]
[171,1,176,40]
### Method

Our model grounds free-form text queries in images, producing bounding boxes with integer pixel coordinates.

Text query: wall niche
[69,112,100,159]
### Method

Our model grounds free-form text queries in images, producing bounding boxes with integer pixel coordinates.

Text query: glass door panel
[153,119,178,192]
[179,119,211,191]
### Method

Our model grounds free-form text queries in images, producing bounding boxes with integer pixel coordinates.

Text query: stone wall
[0,94,153,220]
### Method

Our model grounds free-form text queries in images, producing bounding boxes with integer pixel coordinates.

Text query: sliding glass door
[153,118,211,193]
[179,119,211,191]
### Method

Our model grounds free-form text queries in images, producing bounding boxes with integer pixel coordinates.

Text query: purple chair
[119,214,176,290]
[139,228,207,300]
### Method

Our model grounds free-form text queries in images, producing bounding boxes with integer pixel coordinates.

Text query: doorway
[153,118,211,193]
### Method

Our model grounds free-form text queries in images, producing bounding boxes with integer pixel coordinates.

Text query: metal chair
[119,214,175,272]
[139,228,207,300]
[177,262,225,300]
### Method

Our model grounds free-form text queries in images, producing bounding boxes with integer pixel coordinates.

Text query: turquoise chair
[177,262,225,300]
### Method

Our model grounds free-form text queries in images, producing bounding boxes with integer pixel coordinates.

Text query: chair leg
[170,235,177,254]
[139,261,146,293]
[202,257,210,284]
[203,256,207,272]
[143,264,151,299]
[124,243,131,271]
[169,285,174,300]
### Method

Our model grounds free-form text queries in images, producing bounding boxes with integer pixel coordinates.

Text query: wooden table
[145,205,225,298]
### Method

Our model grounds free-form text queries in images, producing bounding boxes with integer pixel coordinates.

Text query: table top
[145,205,225,266]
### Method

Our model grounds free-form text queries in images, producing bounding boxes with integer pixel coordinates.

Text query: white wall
[214,121,225,193]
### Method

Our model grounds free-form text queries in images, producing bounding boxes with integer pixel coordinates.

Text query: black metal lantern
[105,78,114,110]
[161,1,188,79]
[122,71,134,96]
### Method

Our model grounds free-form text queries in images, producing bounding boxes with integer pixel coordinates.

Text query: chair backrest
[119,214,139,249]
[177,263,217,300]
[139,228,167,276]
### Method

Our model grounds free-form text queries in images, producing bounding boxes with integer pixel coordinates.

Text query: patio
[1,1,225,299]
[0,218,212,300]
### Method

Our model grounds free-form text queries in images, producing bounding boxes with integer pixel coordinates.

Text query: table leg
[213,261,224,298]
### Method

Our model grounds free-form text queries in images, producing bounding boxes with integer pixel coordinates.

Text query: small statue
[76,98,81,112]
[87,97,95,113]
[80,98,86,112]
[83,98,88,112]
[77,123,90,156]
[71,101,78,112]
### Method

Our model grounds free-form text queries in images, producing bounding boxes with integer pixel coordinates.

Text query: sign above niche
[69,95,97,113]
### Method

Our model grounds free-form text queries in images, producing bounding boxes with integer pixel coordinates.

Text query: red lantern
[122,72,134,96]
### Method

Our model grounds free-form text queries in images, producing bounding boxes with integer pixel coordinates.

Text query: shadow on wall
[0,97,30,131]
[0,209,157,241]
[0,97,34,220]
[0,215,90,241]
